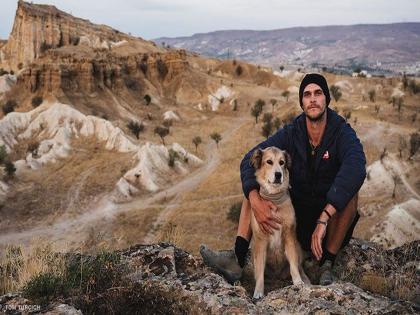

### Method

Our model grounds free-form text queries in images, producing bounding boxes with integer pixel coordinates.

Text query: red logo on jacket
[322,151,329,160]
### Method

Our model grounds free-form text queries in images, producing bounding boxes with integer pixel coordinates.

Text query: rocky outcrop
[1,240,418,314]
[0,1,133,68]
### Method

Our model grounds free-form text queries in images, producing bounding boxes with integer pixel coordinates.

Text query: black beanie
[299,73,331,107]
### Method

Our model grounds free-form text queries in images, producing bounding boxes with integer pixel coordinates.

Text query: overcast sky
[1,0,419,40]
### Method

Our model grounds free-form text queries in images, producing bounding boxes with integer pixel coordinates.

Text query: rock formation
[0,240,418,314]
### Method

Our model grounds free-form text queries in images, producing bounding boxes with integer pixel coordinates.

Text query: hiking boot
[199,244,243,284]
[319,260,334,286]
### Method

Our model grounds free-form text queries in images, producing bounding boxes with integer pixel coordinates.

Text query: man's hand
[249,190,282,235]
[311,222,326,261]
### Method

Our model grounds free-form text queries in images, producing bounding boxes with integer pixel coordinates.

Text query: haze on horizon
[0,0,419,40]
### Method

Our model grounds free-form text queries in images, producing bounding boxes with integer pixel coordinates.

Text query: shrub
[23,272,66,305]
[127,121,144,139]
[0,145,7,164]
[192,136,202,152]
[168,149,179,167]
[31,96,43,108]
[2,100,17,115]
[262,120,273,139]
[210,132,222,149]
[409,132,420,158]
[156,59,168,79]
[227,202,242,223]
[154,126,169,145]
[330,85,342,102]
[235,65,243,76]
[124,77,140,91]
[144,94,151,105]
[281,90,290,102]
[4,161,16,177]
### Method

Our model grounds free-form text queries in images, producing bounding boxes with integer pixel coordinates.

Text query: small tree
[127,121,144,139]
[0,145,7,164]
[255,99,265,110]
[192,136,202,153]
[251,105,262,124]
[368,89,376,102]
[154,126,169,145]
[168,149,179,168]
[31,96,43,108]
[281,90,290,102]
[2,100,17,115]
[399,135,407,159]
[262,121,273,139]
[279,65,284,72]
[144,94,151,105]
[210,132,222,149]
[270,99,277,113]
[235,65,243,76]
[409,132,420,159]
[273,117,281,130]
[330,85,342,102]
[4,161,16,177]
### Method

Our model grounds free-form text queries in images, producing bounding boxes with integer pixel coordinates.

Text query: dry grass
[0,238,65,294]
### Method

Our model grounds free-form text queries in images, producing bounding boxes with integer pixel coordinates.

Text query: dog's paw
[292,279,305,286]
[253,291,264,300]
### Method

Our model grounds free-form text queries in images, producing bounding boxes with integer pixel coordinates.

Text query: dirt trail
[0,117,249,249]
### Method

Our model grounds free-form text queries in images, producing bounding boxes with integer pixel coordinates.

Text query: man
[200,73,366,285]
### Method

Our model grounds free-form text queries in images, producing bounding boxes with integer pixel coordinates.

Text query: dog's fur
[250,147,310,299]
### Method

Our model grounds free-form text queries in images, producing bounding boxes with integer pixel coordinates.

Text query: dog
[250,147,310,299]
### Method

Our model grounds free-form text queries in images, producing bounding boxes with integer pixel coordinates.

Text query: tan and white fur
[250,147,310,299]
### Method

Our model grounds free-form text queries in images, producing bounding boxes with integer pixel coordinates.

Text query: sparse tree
[210,132,222,149]
[380,147,387,162]
[273,117,281,130]
[270,99,277,113]
[154,126,170,145]
[281,90,290,102]
[144,94,151,105]
[409,132,420,159]
[127,120,144,139]
[4,161,16,177]
[368,89,376,102]
[31,96,43,108]
[168,149,179,168]
[0,145,7,164]
[330,85,342,102]
[2,100,17,115]
[235,65,243,76]
[399,135,407,159]
[251,104,262,124]
[192,136,202,153]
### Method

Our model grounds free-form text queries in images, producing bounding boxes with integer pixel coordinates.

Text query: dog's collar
[259,187,290,205]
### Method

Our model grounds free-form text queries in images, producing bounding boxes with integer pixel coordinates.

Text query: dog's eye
[279,160,284,166]
[266,160,273,165]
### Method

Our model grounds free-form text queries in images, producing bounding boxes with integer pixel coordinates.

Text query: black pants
[297,212,360,252]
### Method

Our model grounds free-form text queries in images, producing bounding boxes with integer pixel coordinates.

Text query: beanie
[299,73,331,107]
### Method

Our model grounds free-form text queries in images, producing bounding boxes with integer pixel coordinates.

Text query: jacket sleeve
[240,127,290,199]
[326,124,366,211]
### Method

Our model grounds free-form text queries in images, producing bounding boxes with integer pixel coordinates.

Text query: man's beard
[306,107,326,122]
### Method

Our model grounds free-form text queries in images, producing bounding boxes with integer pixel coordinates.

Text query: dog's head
[250,147,291,194]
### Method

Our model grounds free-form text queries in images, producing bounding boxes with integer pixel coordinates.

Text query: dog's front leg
[253,238,268,300]
[284,230,304,285]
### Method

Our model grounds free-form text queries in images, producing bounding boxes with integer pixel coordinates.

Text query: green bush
[23,272,66,305]
[227,202,242,223]
[31,96,43,108]
[2,100,17,115]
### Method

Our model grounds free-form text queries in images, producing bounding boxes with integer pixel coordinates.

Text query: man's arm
[326,124,366,212]
[240,127,290,199]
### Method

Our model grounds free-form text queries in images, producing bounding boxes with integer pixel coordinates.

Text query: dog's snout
[274,172,282,183]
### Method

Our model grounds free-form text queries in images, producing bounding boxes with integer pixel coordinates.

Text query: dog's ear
[284,151,292,170]
[250,149,263,169]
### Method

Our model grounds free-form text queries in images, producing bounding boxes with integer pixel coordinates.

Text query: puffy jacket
[240,108,366,215]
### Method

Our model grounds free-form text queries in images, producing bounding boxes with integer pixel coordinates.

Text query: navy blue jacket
[240,108,366,216]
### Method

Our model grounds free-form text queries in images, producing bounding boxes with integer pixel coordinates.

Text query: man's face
[302,83,327,121]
